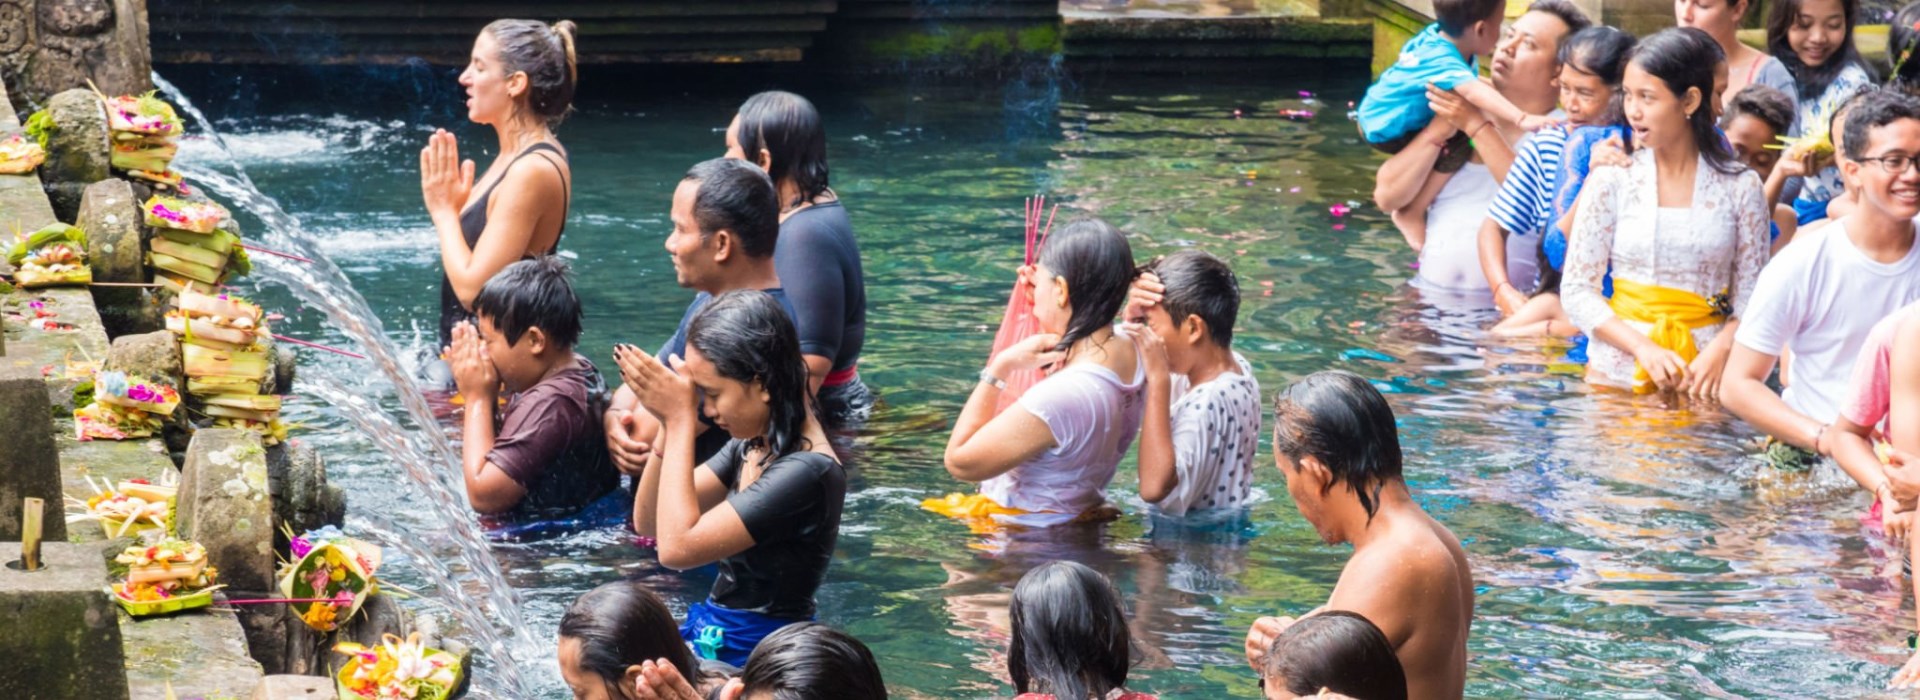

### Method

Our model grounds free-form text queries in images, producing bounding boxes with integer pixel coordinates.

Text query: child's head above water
[1009,561,1133,700]
[1261,611,1408,700]
[1139,249,1240,374]
[557,580,697,700]
[1722,84,1795,177]
[472,256,582,393]
[1434,0,1508,56]
[1555,26,1636,126]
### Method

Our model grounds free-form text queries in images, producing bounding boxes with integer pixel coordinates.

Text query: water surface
[172,68,1910,698]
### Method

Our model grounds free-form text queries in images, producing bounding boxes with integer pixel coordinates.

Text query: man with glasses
[1723,89,1920,481]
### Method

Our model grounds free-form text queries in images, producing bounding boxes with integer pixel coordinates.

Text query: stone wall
[0,0,151,112]
[0,74,368,699]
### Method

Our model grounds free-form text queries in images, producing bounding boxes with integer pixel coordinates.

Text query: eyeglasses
[1861,153,1920,173]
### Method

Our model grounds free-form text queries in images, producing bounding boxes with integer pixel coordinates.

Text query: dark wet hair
[1560,26,1634,85]
[472,255,581,349]
[682,158,781,259]
[737,622,887,700]
[1262,611,1409,700]
[1527,0,1594,41]
[1894,2,1920,92]
[1560,26,1636,124]
[557,580,697,696]
[736,91,831,210]
[687,290,818,459]
[1008,561,1133,700]
[1143,249,1240,348]
[483,19,579,127]
[1765,0,1867,101]
[1434,0,1504,37]
[1036,219,1135,353]
[1724,83,1796,137]
[1842,88,1920,160]
[1629,28,1743,175]
[1272,371,1403,522]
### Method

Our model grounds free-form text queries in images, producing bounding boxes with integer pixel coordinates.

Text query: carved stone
[0,0,151,113]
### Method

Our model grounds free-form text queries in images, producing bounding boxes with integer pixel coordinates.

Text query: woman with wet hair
[1561,27,1768,401]
[724,91,872,424]
[422,18,579,359]
[937,219,1146,529]
[1007,561,1156,700]
[615,290,845,668]
[556,580,725,700]
[1259,611,1408,700]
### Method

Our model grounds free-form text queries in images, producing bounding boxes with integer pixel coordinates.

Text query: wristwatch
[979,369,1007,390]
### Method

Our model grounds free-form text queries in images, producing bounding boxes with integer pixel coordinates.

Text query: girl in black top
[421,19,578,351]
[615,290,845,668]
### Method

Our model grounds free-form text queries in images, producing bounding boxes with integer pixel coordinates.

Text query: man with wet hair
[1242,371,1474,700]
[605,158,799,477]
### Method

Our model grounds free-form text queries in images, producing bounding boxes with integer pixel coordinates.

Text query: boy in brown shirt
[447,257,615,519]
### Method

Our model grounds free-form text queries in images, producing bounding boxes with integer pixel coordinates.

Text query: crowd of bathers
[407,5,1920,698]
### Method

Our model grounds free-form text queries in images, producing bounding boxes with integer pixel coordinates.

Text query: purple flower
[289,536,313,560]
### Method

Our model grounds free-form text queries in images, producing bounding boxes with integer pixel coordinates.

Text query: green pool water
[173,67,1910,698]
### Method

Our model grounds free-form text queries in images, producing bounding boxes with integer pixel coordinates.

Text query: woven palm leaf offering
[0,132,46,174]
[278,526,382,632]
[67,474,175,539]
[110,537,222,617]
[8,223,91,288]
[170,289,287,444]
[74,370,181,440]
[335,632,463,700]
[143,194,253,293]
[102,90,185,189]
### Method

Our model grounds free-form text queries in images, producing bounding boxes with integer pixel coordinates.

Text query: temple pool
[170,67,1908,698]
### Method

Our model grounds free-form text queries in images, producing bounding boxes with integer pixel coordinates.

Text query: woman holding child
[1562,28,1769,398]
[423,19,579,354]
[617,290,846,668]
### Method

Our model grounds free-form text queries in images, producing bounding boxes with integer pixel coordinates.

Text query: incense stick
[240,243,314,264]
[270,333,367,360]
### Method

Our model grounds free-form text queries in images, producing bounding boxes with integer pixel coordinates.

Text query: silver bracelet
[979,369,1007,390]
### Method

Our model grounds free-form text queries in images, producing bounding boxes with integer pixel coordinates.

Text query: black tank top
[438,142,570,347]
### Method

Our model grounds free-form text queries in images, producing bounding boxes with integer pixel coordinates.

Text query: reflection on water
[164,68,1914,698]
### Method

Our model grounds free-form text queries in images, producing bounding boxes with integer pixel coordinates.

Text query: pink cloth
[1840,302,1920,428]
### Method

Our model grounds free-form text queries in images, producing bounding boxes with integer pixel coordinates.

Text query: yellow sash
[922,493,1031,534]
[1608,278,1724,393]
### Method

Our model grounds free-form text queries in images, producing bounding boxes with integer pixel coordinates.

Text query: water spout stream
[152,72,536,696]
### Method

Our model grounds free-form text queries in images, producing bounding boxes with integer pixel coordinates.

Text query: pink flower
[1329,203,1351,217]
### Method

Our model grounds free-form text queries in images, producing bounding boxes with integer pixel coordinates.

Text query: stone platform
[0,77,266,699]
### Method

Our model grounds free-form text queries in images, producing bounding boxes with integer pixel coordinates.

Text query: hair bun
[552,20,579,85]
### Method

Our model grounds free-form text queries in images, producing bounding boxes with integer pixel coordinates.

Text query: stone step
[0,75,266,700]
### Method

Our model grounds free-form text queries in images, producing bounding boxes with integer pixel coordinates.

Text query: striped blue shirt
[1486,125,1568,240]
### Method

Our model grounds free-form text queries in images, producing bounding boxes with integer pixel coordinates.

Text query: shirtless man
[1243,371,1475,700]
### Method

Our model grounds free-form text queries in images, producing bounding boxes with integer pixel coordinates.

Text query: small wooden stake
[21,497,44,571]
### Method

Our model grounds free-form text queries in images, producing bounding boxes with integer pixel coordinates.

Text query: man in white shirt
[1722,89,1920,486]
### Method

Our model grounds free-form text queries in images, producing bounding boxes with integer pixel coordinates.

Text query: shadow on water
[152,61,1920,698]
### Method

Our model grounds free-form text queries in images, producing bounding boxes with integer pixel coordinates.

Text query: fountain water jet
[152,72,539,696]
